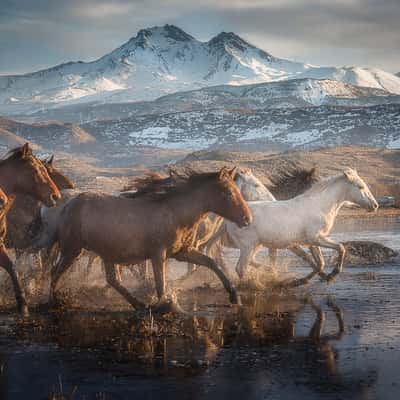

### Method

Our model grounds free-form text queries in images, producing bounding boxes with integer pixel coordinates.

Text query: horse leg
[115,264,122,283]
[49,250,80,306]
[151,251,167,301]
[175,250,239,304]
[85,253,97,280]
[249,244,265,268]
[206,226,229,274]
[42,244,59,276]
[144,260,151,282]
[280,246,321,288]
[103,261,145,310]
[235,245,255,280]
[315,237,346,283]
[0,244,28,316]
[151,251,184,313]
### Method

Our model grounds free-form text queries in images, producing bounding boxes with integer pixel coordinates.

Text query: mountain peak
[209,31,249,50]
[208,31,273,61]
[136,24,194,42]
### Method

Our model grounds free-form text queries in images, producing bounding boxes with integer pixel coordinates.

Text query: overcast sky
[1,0,399,75]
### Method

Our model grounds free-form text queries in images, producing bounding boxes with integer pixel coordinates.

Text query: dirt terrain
[47,145,400,213]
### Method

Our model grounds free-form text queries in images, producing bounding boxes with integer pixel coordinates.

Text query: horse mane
[121,168,222,200]
[1,146,31,162]
[297,173,344,198]
[269,163,320,200]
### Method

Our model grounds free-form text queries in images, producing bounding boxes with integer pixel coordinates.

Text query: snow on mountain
[25,78,400,124]
[81,104,400,151]
[1,24,400,115]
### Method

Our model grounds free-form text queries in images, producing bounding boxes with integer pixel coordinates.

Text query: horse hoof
[151,299,186,315]
[229,289,241,305]
[18,304,29,317]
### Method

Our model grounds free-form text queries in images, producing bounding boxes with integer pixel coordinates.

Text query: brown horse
[0,144,61,315]
[49,167,252,311]
[6,155,74,257]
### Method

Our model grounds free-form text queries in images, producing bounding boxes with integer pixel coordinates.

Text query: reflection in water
[0,293,379,400]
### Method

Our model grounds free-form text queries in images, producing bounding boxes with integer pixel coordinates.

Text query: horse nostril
[50,193,58,203]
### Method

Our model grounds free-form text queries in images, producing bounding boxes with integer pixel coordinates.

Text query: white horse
[222,168,378,285]
[207,168,316,275]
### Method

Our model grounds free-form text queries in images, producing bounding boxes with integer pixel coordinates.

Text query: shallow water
[0,217,400,400]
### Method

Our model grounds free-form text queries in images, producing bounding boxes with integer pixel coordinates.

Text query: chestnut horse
[0,144,61,315]
[6,155,74,269]
[49,168,252,311]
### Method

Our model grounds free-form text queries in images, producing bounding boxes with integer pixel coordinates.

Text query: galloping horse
[207,166,319,277]
[221,168,378,285]
[0,144,61,315]
[48,168,252,311]
[6,155,74,267]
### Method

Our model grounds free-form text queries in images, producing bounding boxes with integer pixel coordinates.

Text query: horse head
[343,168,378,212]
[213,167,253,228]
[42,155,75,190]
[2,143,61,207]
[235,167,275,201]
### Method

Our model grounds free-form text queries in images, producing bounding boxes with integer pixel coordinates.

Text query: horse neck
[166,184,216,227]
[307,176,349,217]
[0,161,17,195]
[236,177,275,201]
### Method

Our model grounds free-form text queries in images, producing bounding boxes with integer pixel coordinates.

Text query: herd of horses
[0,143,379,316]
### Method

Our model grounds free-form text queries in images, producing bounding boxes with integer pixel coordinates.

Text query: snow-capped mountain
[1,24,400,115]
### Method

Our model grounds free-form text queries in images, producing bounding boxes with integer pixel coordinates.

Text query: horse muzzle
[370,201,379,212]
[240,214,252,227]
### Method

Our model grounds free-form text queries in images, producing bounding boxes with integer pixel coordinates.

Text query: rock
[331,241,398,266]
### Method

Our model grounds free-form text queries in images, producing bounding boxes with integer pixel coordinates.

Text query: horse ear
[21,143,32,159]
[218,167,228,180]
[228,166,237,179]
[47,155,54,165]
[343,168,355,182]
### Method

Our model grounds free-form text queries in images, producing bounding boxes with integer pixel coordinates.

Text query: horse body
[224,169,378,282]
[207,167,318,276]
[49,168,252,310]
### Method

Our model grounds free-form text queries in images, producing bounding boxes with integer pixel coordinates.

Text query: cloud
[0,0,399,74]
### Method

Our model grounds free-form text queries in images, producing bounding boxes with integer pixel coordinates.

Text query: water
[0,216,399,399]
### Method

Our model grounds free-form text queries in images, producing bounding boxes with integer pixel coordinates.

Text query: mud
[0,217,399,399]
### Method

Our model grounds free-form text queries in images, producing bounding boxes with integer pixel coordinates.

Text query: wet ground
[0,216,400,400]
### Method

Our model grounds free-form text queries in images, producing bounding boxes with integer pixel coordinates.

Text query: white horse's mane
[298,174,345,198]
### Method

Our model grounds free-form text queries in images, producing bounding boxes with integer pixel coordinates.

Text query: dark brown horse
[0,144,61,315]
[49,167,252,311]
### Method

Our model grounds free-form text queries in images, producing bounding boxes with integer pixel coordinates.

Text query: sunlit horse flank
[223,168,378,285]
[48,167,252,312]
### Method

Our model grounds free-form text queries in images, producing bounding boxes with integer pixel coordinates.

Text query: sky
[0,0,399,75]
